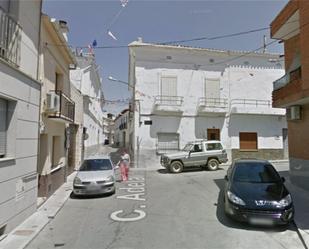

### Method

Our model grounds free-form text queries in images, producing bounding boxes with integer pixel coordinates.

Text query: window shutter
[161,77,177,96]
[157,133,179,153]
[0,98,7,157]
[239,132,257,150]
[205,79,220,99]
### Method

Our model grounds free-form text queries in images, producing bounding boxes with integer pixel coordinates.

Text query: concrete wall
[0,0,41,234]
[0,62,40,233]
[70,85,84,170]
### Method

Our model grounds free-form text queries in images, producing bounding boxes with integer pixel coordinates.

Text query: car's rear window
[80,159,112,171]
[233,162,281,183]
[206,143,223,151]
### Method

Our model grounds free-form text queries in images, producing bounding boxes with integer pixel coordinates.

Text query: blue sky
[43,0,288,114]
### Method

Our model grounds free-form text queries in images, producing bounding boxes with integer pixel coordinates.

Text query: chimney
[58,20,69,42]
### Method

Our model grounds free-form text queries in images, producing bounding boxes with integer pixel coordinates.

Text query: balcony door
[205,78,220,99]
[160,76,177,105]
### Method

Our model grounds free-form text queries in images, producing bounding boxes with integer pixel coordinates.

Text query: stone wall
[231,149,285,161]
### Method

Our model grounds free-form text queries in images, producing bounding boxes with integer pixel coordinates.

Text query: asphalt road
[26,165,305,249]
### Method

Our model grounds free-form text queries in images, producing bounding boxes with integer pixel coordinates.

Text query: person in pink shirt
[119,149,130,181]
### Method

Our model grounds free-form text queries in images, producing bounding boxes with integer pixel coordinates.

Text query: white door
[205,78,220,99]
[161,76,177,105]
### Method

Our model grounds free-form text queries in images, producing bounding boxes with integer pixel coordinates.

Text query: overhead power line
[45,19,301,50]
[45,25,273,49]
[160,27,270,45]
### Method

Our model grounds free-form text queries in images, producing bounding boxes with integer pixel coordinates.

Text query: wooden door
[207,129,220,141]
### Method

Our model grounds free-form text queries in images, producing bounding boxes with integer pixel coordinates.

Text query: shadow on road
[213,178,294,233]
[157,166,225,174]
[69,192,115,200]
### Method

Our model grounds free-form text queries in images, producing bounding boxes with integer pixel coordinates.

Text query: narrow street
[26,162,305,249]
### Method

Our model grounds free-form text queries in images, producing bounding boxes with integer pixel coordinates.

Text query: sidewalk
[0,172,76,249]
[285,179,309,246]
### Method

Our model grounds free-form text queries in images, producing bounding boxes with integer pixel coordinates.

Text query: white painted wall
[9,0,41,79]
[70,55,105,148]
[0,0,41,233]
[129,43,287,166]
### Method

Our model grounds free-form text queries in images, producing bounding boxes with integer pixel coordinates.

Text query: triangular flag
[92,39,97,47]
[88,44,93,54]
[107,30,118,40]
[120,0,129,7]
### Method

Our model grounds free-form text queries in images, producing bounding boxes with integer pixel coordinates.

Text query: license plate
[249,218,274,225]
[88,185,98,190]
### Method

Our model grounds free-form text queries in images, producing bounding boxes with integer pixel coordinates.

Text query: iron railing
[198,98,228,108]
[154,95,184,106]
[0,7,21,66]
[49,90,75,123]
[273,67,301,91]
[230,99,271,108]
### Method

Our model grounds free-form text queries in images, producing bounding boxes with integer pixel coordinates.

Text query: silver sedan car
[73,156,118,196]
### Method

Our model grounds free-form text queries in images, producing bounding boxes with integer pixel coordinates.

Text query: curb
[0,172,76,249]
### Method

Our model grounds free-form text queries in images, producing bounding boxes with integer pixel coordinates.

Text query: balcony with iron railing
[153,95,184,115]
[197,98,228,116]
[47,90,75,123]
[230,98,285,116]
[272,67,305,107]
[0,7,21,66]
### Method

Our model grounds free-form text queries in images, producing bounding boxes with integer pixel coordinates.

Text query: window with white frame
[0,98,7,158]
[160,76,177,105]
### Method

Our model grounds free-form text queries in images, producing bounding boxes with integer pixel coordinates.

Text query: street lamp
[108,75,140,168]
[108,76,133,89]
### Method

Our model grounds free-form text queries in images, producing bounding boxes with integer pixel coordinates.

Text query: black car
[224,159,294,225]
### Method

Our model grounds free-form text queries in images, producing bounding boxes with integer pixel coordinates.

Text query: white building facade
[0,0,42,233]
[70,54,105,150]
[103,113,115,145]
[114,109,130,148]
[128,42,288,168]
[38,15,76,198]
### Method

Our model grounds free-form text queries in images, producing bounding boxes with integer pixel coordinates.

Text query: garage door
[157,133,179,154]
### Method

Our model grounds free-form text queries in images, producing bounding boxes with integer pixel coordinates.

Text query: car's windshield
[233,163,281,183]
[80,159,113,171]
[182,143,193,151]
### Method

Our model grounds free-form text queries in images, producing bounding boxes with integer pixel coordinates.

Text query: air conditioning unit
[46,92,60,113]
[287,105,301,120]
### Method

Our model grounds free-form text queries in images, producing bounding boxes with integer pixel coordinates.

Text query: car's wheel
[207,158,219,171]
[169,161,183,173]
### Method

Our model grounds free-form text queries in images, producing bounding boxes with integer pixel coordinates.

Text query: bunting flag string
[106,0,129,41]
[107,30,118,41]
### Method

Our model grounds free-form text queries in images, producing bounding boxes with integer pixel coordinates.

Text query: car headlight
[273,194,292,208]
[227,191,246,206]
[106,175,114,183]
[74,177,82,185]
